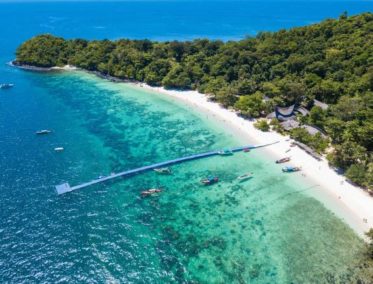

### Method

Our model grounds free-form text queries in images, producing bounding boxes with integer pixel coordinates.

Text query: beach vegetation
[289,128,329,153]
[307,106,326,129]
[254,120,270,132]
[269,118,285,133]
[367,229,373,259]
[15,12,373,188]
[234,92,266,117]
[345,164,367,186]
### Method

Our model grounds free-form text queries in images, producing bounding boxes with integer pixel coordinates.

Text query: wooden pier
[56,142,278,195]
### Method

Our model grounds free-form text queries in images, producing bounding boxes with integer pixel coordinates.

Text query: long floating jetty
[56,142,278,195]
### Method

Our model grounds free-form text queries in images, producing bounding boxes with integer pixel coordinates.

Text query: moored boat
[201,176,219,185]
[282,166,301,173]
[237,173,253,181]
[276,157,291,164]
[54,147,64,152]
[218,149,233,156]
[243,148,250,153]
[36,129,52,135]
[153,167,172,174]
[141,188,162,197]
[0,83,14,89]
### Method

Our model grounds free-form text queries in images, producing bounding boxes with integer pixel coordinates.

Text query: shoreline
[131,82,373,239]
[12,63,373,238]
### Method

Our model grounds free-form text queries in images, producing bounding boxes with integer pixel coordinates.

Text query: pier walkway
[56,142,278,195]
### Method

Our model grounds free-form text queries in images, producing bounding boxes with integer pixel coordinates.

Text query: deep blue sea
[0,1,372,283]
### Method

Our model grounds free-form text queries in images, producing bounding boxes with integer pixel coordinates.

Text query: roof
[280,119,300,131]
[296,106,310,116]
[276,105,295,117]
[266,112,276,119]
[314,99,329,110]
[302,125,327,137]
[292,141,322,161]
[268,104,310,121]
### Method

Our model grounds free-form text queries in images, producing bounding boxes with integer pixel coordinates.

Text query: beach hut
[280,119,300,131]
[267,104,311,121]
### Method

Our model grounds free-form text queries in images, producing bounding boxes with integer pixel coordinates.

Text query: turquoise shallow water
[1,1,372,282]
[0,70,367,282]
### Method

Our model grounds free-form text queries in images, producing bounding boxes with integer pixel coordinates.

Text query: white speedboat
[36,129,52,135]
[0,83,14,89]
[237,173,253,181]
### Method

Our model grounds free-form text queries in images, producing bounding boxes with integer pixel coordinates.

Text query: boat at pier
[154,167,172,174]
[218,149,233,156]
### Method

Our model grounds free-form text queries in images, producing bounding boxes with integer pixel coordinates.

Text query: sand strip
[133,83,373,238]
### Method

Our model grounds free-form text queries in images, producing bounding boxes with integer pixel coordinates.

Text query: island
[14,13,372,208]
[11,11,373,278]
[15,13,372,190]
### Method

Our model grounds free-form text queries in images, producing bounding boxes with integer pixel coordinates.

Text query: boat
[201,176,219,185]
[237,173,253,181]
[96,175,105,180]
[153,167,172,174]
[282,166,301,173]
[36,129,52,135]
[276,157,291,164]
[0,83,14,89]
[218,149,233,156]
[141,188,162,197]
[54,147,64,152]
[243,148,250,153]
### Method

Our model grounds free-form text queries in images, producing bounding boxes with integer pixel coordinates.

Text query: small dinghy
[153,167,172,174]
[54,147,64,152]
[36,129,52,135]
[141,188,162,197]
[201,176,219,185]
[218,149,233,156]
[0,83,14,89]
[276,157,291,164]
[237,173,253,181]
[282,166,301,173]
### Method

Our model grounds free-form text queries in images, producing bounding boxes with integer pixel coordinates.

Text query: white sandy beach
[134,83,373,238]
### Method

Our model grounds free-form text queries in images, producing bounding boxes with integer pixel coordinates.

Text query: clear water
[1,1,372,282]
